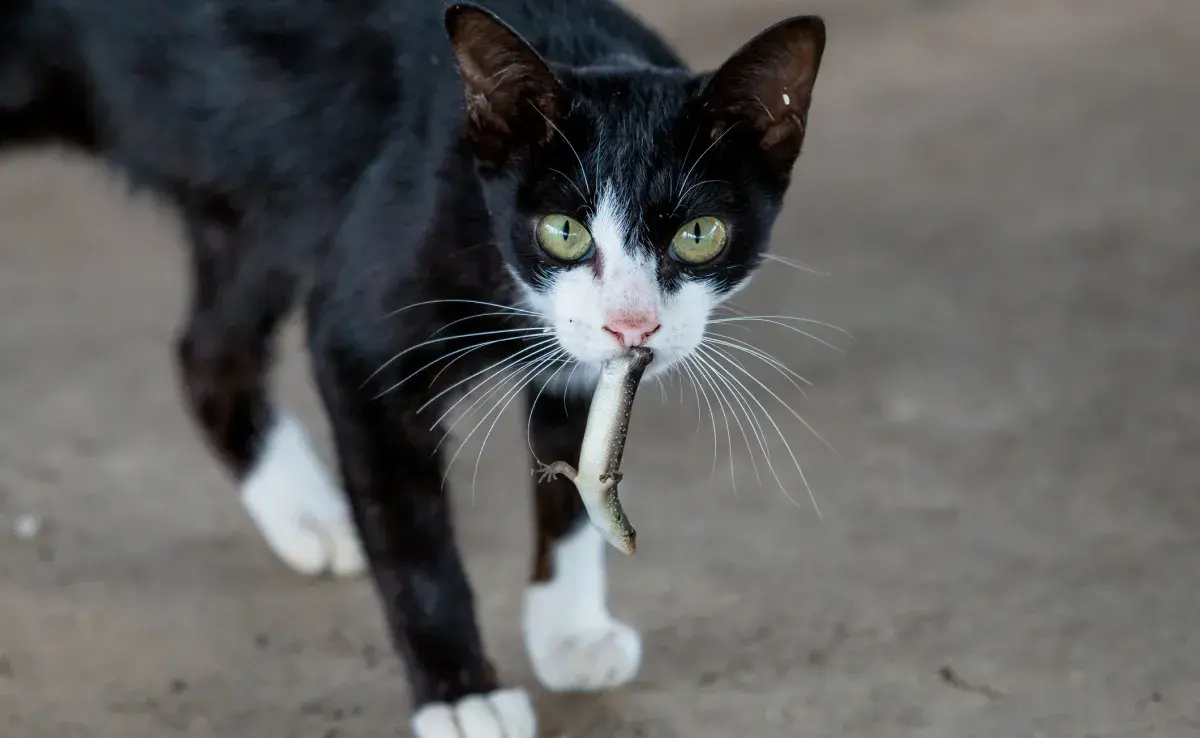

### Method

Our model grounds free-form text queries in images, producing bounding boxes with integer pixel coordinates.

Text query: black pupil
[561,219,571,241]
[692,222,703,241]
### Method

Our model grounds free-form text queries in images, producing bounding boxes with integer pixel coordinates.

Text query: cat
[0,0,825,735]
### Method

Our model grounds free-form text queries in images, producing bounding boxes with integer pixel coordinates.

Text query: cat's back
[18,0,682,202]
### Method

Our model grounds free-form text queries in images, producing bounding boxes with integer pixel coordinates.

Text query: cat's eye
[670,217,728,265]
[535,215,594,262]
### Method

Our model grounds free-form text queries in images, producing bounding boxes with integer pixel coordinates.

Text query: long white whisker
[704,334,813,396]
[425,332,554,390]
[760,253,829,276]
[700,346,825,519]
[525,355,574,463]
[435,359,533,455]
[374,334,554,400]
[704,344,837,456]
[674,128,700,200]
[680,178,729,204]
[560,361,583,417]
[426,310,539,341]
[680,356,720,479]
[366,326,549,390]
[548,167,589,206]
[449,351,564,500]
[685,353,737,491]
[426,341,563,428]
[383,298,541,321]
[697,348,792,504]
[677,122,739,204]
[531,105,590,194]
[694,350,772,474]
[710,315,853,341]
[713,317,846,352]
[479,350,568,497]
[691,350,763,487]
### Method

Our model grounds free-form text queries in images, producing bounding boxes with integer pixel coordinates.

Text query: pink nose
[603,314,661,348]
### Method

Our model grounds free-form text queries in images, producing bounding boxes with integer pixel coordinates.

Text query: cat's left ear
[445,4,565,172]
[701,16,826,176]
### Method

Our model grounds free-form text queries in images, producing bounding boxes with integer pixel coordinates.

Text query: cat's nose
[603,314,661,348]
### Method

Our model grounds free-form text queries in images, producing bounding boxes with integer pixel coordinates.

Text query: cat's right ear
[445,4,565,172]
[700,16,826,183]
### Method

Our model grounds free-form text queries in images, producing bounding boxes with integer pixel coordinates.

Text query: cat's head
[445,5,825,379]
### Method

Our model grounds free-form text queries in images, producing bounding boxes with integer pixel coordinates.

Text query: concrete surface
[2,0,1198,736]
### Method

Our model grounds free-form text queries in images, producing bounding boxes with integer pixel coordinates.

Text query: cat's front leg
[524,384,643,692]
[308,337,535,738]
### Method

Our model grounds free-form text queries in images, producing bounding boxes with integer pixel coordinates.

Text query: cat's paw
[526,616,643,692]
[412,689,536,738]
[240,413,365,578]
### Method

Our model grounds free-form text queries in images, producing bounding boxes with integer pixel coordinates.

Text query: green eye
[670,217,728,264]
[536,214,594,262]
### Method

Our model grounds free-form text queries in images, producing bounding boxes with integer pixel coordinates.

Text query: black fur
[1,0,825,722]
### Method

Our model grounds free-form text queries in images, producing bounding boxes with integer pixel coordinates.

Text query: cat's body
[1,0,825,735]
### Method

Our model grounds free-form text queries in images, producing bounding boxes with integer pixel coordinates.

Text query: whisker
[525,355,574,463]
[680,178,730,204]
[425,341,562,427]
[674,127,700,200]
[708,317,849,353]
[435,359,532,454]
[684,353,737,491]
[471,350,567,502]
[704,334,813,396]
[679,356,720,479]
[691,350,764,487]
[434,350,571,471]
[548,167,589,208]
[704,344,837,457]
[695,349,773,466]
[760,253,829,276]
[677,121,739,204]
[382,298,541,321]
[373,333,555,400]
[443,351,563,499]
[424,332,553,390]
[531,105,590,194]
[368,326,550,394]
[710,315,853,340]
[426,309,538,341]
[700,349,799,510]
[561,361,582,417]
[698,346,823,519]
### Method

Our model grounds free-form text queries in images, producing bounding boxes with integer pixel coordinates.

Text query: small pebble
[14,515,42,540]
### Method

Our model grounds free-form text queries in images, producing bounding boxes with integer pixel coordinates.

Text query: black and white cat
[0,0,825,734]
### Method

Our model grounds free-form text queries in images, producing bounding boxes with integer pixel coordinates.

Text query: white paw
[240,413,365,577]
[528,616,642,692]
[412,689,536,738]
[524,524,642,692]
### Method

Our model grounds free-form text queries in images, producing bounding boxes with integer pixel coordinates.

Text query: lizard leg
[536,460,578,484]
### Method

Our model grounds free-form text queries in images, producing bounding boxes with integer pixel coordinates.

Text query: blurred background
[1,0,1197,736]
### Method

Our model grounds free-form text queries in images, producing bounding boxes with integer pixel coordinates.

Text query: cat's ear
[445,4,565,171]
[701,16,825,175]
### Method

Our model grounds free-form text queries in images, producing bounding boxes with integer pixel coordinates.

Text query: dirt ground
[2,0,1199,736]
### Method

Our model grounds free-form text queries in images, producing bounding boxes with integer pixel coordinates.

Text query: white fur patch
[524,523,642,692]
[522,182,725,380]
[411,689,536,738]
[240,413,365,577]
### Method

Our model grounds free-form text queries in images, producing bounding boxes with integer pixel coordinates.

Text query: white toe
[412,689,536,738]
[240,413,366,577]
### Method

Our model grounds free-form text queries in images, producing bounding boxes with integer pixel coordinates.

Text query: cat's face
[446,7,825,379]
